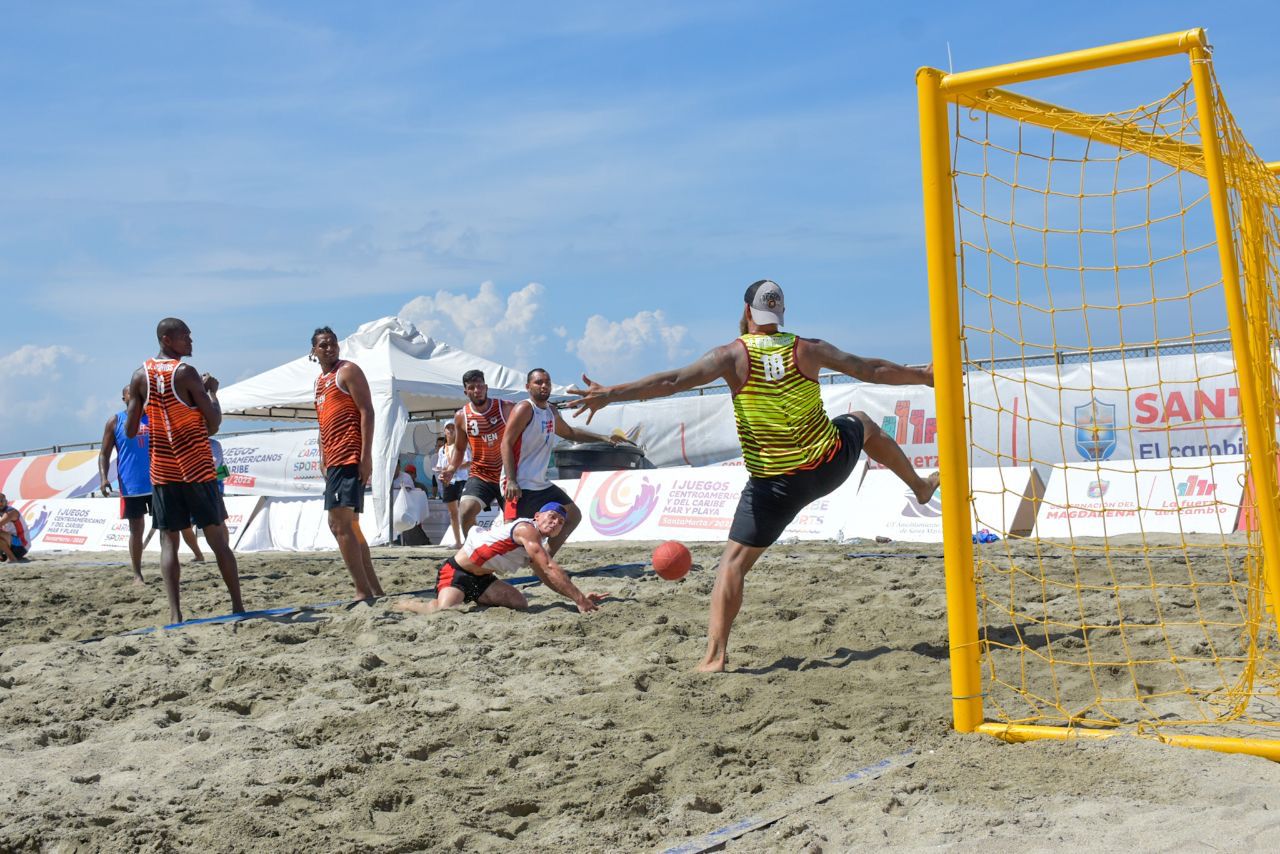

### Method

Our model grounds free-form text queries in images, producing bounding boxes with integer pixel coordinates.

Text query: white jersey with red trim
[462,517,545,575]
[510,398,557,491]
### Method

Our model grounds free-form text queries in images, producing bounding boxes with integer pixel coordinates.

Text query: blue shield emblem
[1074,398,1117,461]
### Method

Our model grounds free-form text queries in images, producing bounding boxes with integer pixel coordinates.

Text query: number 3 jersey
[731,333,838,478]
[462,398,508,484]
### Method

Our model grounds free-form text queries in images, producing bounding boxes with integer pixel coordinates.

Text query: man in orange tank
[125,317,244,624]
[311,327,384,601]
[569,281,938,672]
[442,369,514,538]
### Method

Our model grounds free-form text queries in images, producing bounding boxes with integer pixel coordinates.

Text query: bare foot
[914,471,941,505]
[132,574,146,586]
[695,655,728,673]
[393,599,439,616]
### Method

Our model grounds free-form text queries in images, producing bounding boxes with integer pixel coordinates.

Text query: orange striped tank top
[462,399,507,483]
[144,358,216,485]
[315,361,363,468]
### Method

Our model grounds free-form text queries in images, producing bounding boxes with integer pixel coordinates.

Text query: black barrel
[553,442,651,479]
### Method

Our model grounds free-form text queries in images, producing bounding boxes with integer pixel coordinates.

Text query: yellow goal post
[917,28,1280,759]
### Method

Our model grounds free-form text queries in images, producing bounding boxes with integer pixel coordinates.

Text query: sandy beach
[3,540,1280,852]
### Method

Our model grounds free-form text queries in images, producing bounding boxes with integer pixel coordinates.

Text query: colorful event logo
[1087,480,1109,498]
[1074,398,1117,461]
[901,485,943,518]
[589,472,661,536]
[18,500,51,541]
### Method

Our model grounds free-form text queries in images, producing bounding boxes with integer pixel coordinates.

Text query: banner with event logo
[1034,456,1246,538]
[557,463,866,543]
[15,496,263,552]
[218,430,323,497]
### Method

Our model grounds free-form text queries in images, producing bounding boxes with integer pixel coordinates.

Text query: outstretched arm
[552,407,627,445]
[98,416,118,495]
[514,524,606,613]
[803,339,933,387]
[566,345,737,423]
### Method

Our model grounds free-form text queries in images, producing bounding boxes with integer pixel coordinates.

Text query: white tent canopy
[218,316,527,542]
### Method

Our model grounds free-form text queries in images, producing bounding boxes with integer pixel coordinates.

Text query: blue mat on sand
[90,562,648,641]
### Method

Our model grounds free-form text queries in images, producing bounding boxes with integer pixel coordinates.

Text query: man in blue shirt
[98,386,205,583]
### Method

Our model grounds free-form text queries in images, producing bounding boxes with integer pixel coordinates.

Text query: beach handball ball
[652,541,692,581]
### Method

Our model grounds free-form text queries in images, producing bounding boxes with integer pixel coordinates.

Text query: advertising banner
[557,463,866,543]
[13,495,263,553]
[840,467,1041,543]
[218,430,323,497]
[27,497,121,551]
[142,496,264,552]
[0,451,102,501]
[1034,455,1245,538]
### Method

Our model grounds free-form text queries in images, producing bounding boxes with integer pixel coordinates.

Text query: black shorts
[2,544,28,562]
[120,494,152,520]
[461,477,502,510]
[728,414,865,549]
[442,479,466,503]
[152,481,228,532]
[324,464,365,512]
[436,557,497,603]
[504,484,573,521]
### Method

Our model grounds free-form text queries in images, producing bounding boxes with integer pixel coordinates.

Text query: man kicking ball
[392,502,607,615]
[568,280,939,672]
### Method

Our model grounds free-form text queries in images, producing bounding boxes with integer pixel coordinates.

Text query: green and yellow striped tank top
[732,333,839,478]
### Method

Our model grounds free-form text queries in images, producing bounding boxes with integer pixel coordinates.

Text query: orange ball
[652,540,691,581]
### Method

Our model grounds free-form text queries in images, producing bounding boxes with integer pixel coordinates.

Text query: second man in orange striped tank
[311,327,384,602]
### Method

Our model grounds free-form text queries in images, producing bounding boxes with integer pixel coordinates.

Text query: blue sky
[2,1,1277,451]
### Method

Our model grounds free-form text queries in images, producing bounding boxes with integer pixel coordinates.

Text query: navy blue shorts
[461,477,502,510]
[324,464,365,512]
[728,415,865,548]
[153,481,227,532]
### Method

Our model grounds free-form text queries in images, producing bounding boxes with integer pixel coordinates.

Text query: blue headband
[539,502,567,518]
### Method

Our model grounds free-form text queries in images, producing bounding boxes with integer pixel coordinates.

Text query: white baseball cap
[744,279,785,326]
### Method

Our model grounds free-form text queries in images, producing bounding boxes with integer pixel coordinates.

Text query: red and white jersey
[462,518,545,575]
[461,398,508,484]
[509,398,556,491]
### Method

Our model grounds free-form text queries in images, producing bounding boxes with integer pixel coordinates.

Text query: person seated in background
[0,493,32,563]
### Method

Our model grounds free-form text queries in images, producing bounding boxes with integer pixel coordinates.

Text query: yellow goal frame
[916,28,1280,760]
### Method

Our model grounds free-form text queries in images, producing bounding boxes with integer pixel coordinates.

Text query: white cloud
[398,281,547,369]
[5,344,84,378]
[0,345,100,450]
[565,310,691,380]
